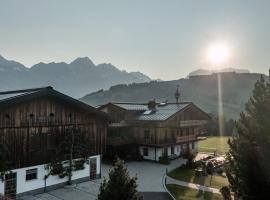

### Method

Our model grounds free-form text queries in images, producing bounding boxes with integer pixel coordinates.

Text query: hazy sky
[1,0,270,80]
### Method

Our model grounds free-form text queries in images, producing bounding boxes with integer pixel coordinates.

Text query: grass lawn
[168,168,229,189]
[198,136,230,155]
[167,184,223,200]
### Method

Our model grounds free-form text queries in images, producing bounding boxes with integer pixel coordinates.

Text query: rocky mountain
[81,72,268,119]
[0,55,151,97]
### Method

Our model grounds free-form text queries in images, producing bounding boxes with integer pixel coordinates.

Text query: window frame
[142,147,148,156]
[25,168,38,181]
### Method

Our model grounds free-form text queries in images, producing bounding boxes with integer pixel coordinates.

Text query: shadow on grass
[167,184,223,200]
[168,167,228,189]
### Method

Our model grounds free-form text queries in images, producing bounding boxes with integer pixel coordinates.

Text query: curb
[162,174,176,200]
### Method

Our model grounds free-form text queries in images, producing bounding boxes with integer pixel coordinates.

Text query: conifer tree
[98,159,143,200]
[225,76,270,199]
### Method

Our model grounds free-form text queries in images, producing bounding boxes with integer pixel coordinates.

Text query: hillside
[81,72,268,119]
[0,55,151,97]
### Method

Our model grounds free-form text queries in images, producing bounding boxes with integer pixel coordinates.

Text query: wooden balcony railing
[136,135,197,146]
[175,135,196,143]
[107,137,133,146]
[179,120,208,127]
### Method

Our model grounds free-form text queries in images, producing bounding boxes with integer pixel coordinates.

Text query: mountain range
[0,55,151,97]
[188,68,250,77]
[81,71,269,119]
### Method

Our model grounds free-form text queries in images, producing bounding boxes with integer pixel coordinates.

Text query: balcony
[136,134,197,146]
[175,135,197,143]
[107,137,133,146]
[179,120,208,127]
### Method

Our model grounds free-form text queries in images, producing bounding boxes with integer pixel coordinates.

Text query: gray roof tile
[110,102,191,121]
[135,103,190,121]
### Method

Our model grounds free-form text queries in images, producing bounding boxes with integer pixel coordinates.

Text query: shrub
[159,156,170,165]
[220,186,232,200]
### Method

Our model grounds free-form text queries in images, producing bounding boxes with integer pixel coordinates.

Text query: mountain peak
[70,57,94,66]
[0,54,6,60]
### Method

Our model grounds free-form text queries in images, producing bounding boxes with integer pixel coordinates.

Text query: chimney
[175,85,180,103]
[148,99,156,111]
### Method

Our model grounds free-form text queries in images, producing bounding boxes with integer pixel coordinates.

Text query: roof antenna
[175,85,180,103]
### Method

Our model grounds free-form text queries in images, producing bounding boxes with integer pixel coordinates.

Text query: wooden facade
[0,87,108,169]
[100,101,210,161]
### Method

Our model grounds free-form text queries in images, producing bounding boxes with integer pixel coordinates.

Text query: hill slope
[81,72,267,119]
[0,55,151,97]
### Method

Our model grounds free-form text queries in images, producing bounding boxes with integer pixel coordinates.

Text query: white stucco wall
[139,146,165,161]
[0,155,100,195]
[139,142,198,161]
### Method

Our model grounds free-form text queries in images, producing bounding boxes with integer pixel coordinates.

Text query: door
[4,172,17,199]
[171,146,175,155]
[90,158,97,180]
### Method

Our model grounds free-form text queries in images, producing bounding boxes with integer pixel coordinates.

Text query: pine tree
[98,159,143,200]
[225,76,270,199]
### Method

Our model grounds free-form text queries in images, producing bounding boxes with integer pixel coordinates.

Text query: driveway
[20,158,186,200]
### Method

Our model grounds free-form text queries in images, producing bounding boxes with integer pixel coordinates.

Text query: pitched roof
[103,102,198,122]
[0,86,109,120]
[136,103,190,121]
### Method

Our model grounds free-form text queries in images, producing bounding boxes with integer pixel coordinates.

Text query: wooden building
[100,96,211,161]
[0,86,108,197]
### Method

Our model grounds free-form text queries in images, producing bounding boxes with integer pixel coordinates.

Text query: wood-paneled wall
[0,96,107,169]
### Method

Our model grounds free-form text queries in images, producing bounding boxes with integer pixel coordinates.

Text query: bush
[220,186,232,200]
[74,159,85,171]
[50,162,64,175]
[159,156,170,165]
[206,162,214,175]
[216,167,223,175]
[133,154,143,161]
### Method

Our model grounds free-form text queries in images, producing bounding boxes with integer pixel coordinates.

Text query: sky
[0,0,270,80]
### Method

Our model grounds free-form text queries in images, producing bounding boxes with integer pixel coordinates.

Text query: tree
[98,159,143,200]
[45,125,89,186]
[225,76,270,199]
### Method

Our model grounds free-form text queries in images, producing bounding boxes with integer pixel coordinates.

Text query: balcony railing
[179,120,208,127]
[107,137,133,146]
[136,135,197,146]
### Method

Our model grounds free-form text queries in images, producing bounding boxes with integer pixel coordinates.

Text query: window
[26,168,37,181]
[171,146,175,154]
[143,148,148,156]
[192,142,195,149]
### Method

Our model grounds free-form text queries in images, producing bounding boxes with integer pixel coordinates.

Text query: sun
[207,42,230,65]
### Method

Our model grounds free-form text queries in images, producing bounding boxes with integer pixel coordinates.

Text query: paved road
[20,158,186,200]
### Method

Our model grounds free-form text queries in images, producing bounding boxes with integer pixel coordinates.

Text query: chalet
[100,88,211,162]
[0,86,108,198]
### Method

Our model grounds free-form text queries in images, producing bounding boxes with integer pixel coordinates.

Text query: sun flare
[207,42,230,65]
